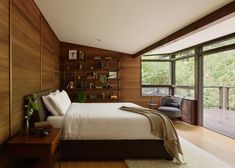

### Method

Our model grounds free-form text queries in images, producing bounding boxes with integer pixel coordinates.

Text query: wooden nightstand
[8,128,61,168]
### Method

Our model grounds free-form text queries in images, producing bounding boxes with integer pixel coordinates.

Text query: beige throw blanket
[119,106,183,163]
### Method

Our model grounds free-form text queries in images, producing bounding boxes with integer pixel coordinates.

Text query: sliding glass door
[203,49,235,138]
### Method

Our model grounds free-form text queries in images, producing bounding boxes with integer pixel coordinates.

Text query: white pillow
[52,89,60,94]
[42,90,60,116]
[49,90,71,116]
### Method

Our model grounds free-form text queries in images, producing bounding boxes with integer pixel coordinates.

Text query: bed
[32,90,173,160]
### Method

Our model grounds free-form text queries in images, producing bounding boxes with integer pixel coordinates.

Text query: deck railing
[204,86,235,110]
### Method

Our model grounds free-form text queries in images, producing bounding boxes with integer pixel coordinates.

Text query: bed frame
[61,140,171,160]
[32,90,172,160]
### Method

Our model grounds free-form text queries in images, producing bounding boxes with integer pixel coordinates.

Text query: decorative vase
[25,119,29,136]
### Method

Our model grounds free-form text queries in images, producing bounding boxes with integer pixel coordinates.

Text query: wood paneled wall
[11,0,60,135]
[0,0,159,148]
[60,42,121,61]
[41,17,60,90]
[0,0,10,145]
[0,0,60,148]
[12,0,41,135]
[120,55,160,107]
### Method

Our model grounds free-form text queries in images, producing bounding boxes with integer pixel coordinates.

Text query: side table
[147,102,158,109]
[8,128,61,168]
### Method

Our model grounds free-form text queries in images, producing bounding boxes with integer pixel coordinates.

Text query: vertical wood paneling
[120,55,160,107]
[0,5,60,167]
[54,39,60,88]
[41,16,60,90]
[41,17,55,90]
[12,0,41,135]
[0,0,10,144]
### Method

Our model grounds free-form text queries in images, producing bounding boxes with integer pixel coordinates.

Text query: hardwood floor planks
[175,121,235,166]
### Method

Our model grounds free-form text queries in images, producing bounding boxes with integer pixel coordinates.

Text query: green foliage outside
[175,57,195,98]
[204,49,235,110]
[175,57,194,86]
[142,62,170,85]
[142,48,235,110]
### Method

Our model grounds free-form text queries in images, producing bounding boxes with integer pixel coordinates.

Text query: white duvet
[62,102,158,140]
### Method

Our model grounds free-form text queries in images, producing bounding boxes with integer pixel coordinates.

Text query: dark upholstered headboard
[30,89,55,122]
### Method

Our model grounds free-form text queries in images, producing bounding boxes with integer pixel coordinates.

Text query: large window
[175,57,194,86]
[175,57,195,98]
[141,59,171,96]
[141,33,235,102]
[203,38,235,139]
[141,51,196,97]
[142,62,170,85]
[204,49,235,109]
[141,32,235,138]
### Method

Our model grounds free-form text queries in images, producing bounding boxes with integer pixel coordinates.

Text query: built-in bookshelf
[62,51,120,102]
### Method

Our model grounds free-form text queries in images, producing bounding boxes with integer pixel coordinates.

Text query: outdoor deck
[204,108,235,139]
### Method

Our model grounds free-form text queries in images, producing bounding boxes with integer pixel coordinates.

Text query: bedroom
[0,0,235,168]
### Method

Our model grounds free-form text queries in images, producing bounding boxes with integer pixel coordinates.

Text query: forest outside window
[174,57,195,99]
[141,60,171,96]
[141,33,235,100]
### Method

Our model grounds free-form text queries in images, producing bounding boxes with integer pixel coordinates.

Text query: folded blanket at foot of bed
[119,106,183,163]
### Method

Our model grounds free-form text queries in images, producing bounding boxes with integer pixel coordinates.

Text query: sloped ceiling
[147,15,235,54]
[34,0,233,54]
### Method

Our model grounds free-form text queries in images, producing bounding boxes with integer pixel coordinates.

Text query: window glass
[175,57,195,86]
[141,55,171,60]
[229,88,235,110]
[175,49,195,58]
[204,49,235,110]
[203,88,219,108]
[142,62,170,85]
[142,87,169,96]
[204,49,235,86]
[174,88,195,99]
[203,37,235,51]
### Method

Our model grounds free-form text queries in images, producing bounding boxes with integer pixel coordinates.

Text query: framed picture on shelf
[108,72,117,79]
[68,50,77,60]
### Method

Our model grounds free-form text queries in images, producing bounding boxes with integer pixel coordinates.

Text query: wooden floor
[59,122,235,168]
[204,108,235,138]
[175,122,235,166]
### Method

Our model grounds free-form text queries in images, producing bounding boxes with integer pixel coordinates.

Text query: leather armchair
[158,96,182,119]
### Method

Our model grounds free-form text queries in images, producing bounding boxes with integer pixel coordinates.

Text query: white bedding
[47,116,64,128]
[62,102,158,140]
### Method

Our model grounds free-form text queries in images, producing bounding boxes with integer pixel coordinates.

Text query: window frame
[174,53,196,99]
[140,57,172,96]
[141,32,235,99]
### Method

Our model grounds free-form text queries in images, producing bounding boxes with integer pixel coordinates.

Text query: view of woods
[204,49,235,110]
[141,37,235,139]
[175,57,194,86]
[142,47,235,110]
[142,62,170,85]
[175,57,195,98]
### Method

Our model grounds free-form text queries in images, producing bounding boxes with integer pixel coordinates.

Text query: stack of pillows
[42,90,71,116]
